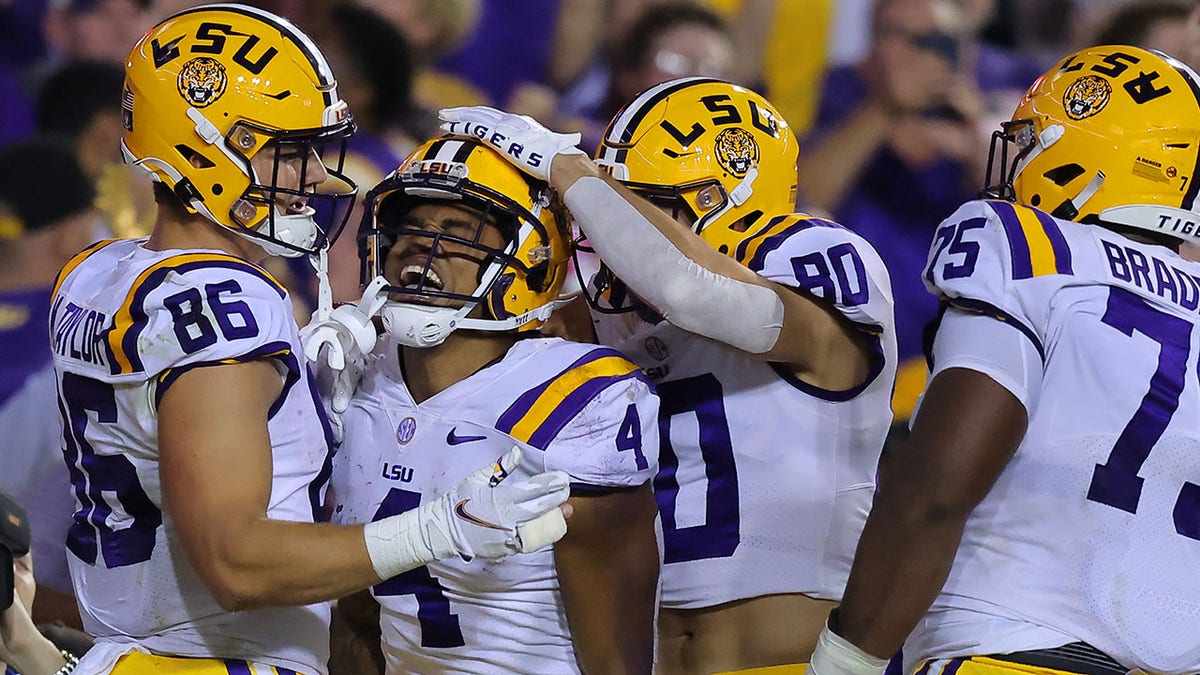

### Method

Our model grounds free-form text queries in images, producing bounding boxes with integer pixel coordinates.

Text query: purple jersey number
[653,373,740,563]
[59,373,162,567]
[925,217,986,284]
[370,488,465,647]
[1088,287,1200,539]
[163,280,260,355]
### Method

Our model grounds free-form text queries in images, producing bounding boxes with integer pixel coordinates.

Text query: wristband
[808,614,888,675]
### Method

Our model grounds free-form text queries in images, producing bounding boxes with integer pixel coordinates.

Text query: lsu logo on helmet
[1062,74,1111,120]
[714,127,759,178]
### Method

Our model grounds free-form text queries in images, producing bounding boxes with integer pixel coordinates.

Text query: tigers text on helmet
[122,3,358,257]
[983,45,1200,243]
[359,137,572,348]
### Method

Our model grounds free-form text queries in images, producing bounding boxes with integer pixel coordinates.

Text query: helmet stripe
[600,77,727,164]
[1163,57,1200,210]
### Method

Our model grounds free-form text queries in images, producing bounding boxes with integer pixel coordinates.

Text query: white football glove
[439,105,585,182]
[299,276,389,441]
[363,447,571,579]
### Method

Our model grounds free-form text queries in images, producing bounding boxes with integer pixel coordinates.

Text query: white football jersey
[332,337,659,674]
[592,214,896,608]
[913,199,1200,673]
[51,239,333,675]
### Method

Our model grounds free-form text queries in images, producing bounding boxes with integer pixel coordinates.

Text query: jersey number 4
[1088,287,1200,539]
[371,489,466,647]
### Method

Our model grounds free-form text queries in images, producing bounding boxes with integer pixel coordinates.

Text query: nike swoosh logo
[454,500,509,531]
[446,428,487,445]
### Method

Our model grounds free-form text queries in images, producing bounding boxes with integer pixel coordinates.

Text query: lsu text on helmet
[360,137,572,348]
[122,3,358,257]
[984,45,1200,243]
[595,77,798,255]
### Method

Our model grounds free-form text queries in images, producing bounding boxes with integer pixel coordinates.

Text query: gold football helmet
[360,137,572,347]
[595,77,799,255]
[984,46,1200,241]
[122,3,357,256]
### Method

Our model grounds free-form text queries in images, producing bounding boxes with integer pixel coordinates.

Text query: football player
[808,46,1200,675]
[440,79,897,673]
[328,137,661,674]
[52,5,570,674]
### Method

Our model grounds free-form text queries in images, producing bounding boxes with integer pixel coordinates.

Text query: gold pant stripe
[918,655,1097,675]
[110,651,305,675]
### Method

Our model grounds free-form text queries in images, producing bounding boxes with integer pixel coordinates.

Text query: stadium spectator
[799,0,1044,425]
[35,60,154,239]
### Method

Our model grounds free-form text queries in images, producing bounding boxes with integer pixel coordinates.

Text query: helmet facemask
[359,140,570,348]
[226,120,358,258]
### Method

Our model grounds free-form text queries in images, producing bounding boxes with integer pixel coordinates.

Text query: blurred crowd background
[1,0,1199,627]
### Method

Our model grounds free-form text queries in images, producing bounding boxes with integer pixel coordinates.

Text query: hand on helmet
[299,277,389,441]
[427,446,572,561]
[439,106,585,183]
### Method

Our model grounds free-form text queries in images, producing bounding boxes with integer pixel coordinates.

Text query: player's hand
[300,277,388,440]
[430,446,571,561]
[439,105,585,183]
[0,554,74,675]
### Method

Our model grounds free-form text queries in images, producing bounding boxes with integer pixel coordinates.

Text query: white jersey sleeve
[733,214,894,333]
[922,199,1071,363]
[109,256,298,382]
[494,346,659,489]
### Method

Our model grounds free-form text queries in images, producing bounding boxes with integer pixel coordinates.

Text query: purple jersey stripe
[942,658,967,675]
[117,259,287,375]
[987,200,1034,280]
[223,660,253,675]
[153,341,295,411]
[745,217,845,273]
[1032,207,1074,275]
[525,369,651,449]
[496,347,631,433]
[733,214,793,264]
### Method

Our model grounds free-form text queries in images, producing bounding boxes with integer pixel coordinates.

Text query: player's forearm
[194,519,382,611]
[556,489,659,674]
[835,481,973,658]
[554,156,785,354]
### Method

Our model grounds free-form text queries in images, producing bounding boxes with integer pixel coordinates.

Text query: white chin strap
[380,297,574,348]
[236,206,320,259]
